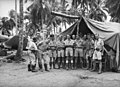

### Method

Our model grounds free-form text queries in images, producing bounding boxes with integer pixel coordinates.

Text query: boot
[62,57,65,69]
[44,64,50,72]
[32,64,38,72]
[44,64,47,71]
[38,63,42,70]
[50,57,53,69]
[53,57,56,69]
[53,62,56,69]
[38,62,44,72]
[71,63,74,70]
[86,62,89,70]
[58,57,60,69]
[28,64,32,71]
[98,62,102,74]
[58,62,60,69]
[74,57,78,69]
[91,61,96,72]
[80,62,83,69]
[50,57,52,69]
[66,63,69,70]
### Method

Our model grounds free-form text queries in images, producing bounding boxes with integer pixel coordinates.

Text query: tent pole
[77,20,79,36]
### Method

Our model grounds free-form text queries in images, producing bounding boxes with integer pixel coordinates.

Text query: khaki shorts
[74,48,83,57]
[65,48,73,57]
[49,50,57,57]
[28,52,36,65]
[92,50,102,60]
[86,49,94,59]
[57,50,64,57]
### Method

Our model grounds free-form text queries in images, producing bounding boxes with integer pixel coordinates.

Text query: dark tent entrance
[61,17,93,36]
[72,18,93,35]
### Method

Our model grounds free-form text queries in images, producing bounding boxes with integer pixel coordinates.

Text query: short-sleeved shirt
[85,39,94,50]
[94,38,104,49]
[64,39,74,46]
[56,40,64,47]
[26,41,38,50]
[75,39,83,47]
[49,40,56,46]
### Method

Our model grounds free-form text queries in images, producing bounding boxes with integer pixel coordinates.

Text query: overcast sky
[0,0,33,18]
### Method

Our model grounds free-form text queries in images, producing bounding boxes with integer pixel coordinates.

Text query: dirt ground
[0,55,120,87]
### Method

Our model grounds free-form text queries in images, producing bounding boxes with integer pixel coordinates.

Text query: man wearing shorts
[74,35,84,69]
[56,36,65,69]
[48,34,57,69]
[26,36,38,72]
[64,35,74,70]
[92,34,104,74]
[85,34,94,70]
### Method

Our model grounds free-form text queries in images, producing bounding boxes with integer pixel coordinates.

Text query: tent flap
[61,17,120,40]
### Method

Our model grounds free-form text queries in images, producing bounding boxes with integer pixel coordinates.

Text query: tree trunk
[61,0,65,11]
[15,0,24,62]
[72,0,77,8]
[39,0,43,30]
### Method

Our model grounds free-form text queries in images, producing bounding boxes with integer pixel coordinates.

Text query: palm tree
[15,0,24,61]
[105,0,120,22]
[71,0,107,21]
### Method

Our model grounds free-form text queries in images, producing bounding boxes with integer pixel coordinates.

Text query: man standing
[26,36,38,72]
[37,40,50,72]
[92,34,104,74]
[64,35,74,70]
[56,36,65,69]
[48,34,57,69]
[74,35,84,69]
[85,34,94,70]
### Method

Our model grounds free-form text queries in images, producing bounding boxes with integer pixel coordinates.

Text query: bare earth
[0,56,120,87]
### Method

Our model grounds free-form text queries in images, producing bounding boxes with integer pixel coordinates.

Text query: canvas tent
[61,17,120,40]
[61,17,120,70]
[105,33,120,70]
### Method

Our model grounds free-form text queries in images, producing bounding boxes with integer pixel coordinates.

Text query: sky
[0,0,32,18]
[0,0,19,17]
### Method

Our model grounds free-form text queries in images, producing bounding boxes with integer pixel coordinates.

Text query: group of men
[26,33,104,74]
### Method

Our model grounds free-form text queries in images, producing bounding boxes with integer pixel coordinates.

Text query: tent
[105,33,120,70]
[4,35,28,50]
[61,17,120,40]
[61,17,120,70]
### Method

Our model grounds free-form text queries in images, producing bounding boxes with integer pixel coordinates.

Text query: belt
[65,45,74,48]
[74,47,83,49]
[49,46,56,50]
